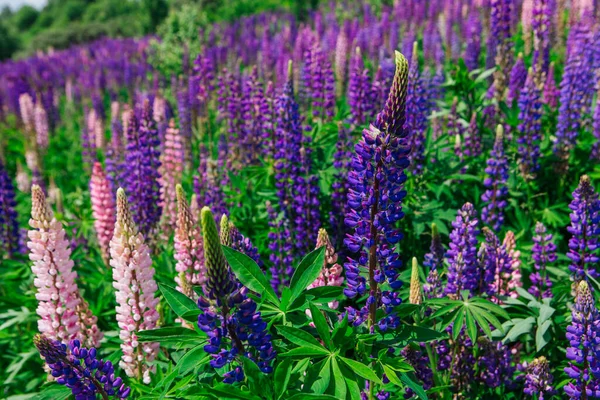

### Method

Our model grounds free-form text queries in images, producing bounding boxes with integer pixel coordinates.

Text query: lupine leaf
[289,246,326,304]
[223,246,279,305]
[309,302,333,350]
[338,357,382,384]
[159,283,199,318]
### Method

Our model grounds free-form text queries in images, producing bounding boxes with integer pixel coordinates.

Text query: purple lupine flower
[34,335,130,399]
[405,42,429,175]
[176,80,192,164]
[227,219,263,268]
[464,112,482,158]
[241,67,269,165]
[121,100,162,239]
[532,0,551,85]
[198,208,276,382]
[191,54,214,115]
[592,96,600,161]
[507,53,527,103]
[482,227,515,302]
[481,125,509,232]
[554,22,595,158]
[348,47,374,126]
[423,223,444,299]
[517,69,543,178]
[567,175,600,280]
[0,160,20,259]
[542,62,559,109]
[402,345,433,398]
[491,0,514,103]
[521,357,555,399]
[303,42,335,121]
[564,280,600,398]
[330,122,353,249]
[529,222,555,299]
[193,143,228,223]
[464,10,482,71]
[266,201,294,294]
[445,203,480,298]
[476,338,516,389]
[344,51,409,333]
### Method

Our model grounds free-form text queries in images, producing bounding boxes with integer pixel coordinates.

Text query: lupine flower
[476,338,516,389]
[591,92,600,161]
[222,215,263,268]
[464,10,482,71]
[28,185,100,345]
[334,29,349,98]
[194,144,229,223]
[447,97,464,160]
[405,42,429,175]
[34,335,130,399]
[445,203,480,298]
[330,122,353,249]
[567,175,600,281]
[553,22,594,158]
[542,62,558,108]
[464,112,482,158]
[197,207,276,383]
[266,201,294,294]
[521,356,555,399]
[16,162,31,193]
[307,228,343,309]
[564,280,600,398]
[348,47,374,125]
[109,188,160,383]
[158,120,183,238]
[121,100,162,239]
[517,69,543,178]
[344,51,409,333]
[503,231,522,298]
[423,223,444,299]
[481,125,509,232]
[34,102,49,149]
[402,345,433,398]
[174,185,206,300]
[90,162,116,264]
[409,258,422,305]
[19,93,35,132]
[491,0,514,103]
[482,228,516,301]
[532,0,551,86]
[176,82,192,164]
[0,160,20,259]
[507,53,527,104]
[530,222,555,298]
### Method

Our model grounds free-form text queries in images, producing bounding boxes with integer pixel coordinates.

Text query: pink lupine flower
[90,162,116,264]
[76,293,103,348]
[28,185,100,345]
[19,93,35,132]
[159,120,184,238]
[503,231,523,298]
[308,228,343,309]
[34,102,49,149]
[110,188,160,383]
[174,185,206,301]
[87,110,104,150]
[16,163,31,193]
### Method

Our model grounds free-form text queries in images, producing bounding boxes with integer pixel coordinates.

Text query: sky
[0,0,47,10]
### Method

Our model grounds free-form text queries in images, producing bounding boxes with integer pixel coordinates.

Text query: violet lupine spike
[106,109,124,193]
[553,23,595,159]
[291,145,321,254]
[225,218,263,268]
[158,120,183,239]
[481,125,509,232]
[445,203,480,298]
[34,335,130,399]
[34,102,49,150]
[423,223,444,299]
[567,175,600,281]
[482,227,512,301]
[491,0,515,104]
[464,10,482,71]
[529,222,555,299]
[174,185,206,301]
[121,100,162,240]
[476,338,516,389]
[542,62,558,108]
[521,356,555,399]
[110,188,160,383]
[564,280,600,398]
[348,47,374,126]
[90,162,116,265]
[0,160,20,259]
[532,0,551,86]
[592,94,600,161]
[344,51,409,333]
[517,69,543,179]
[193,143,228,223]
[405,42,429,175]
[266,201,293,294]
[198,207,276,382]
[28,185,101,346]
[507,53,527,104]
[176,82,192,165]
[308,228,343,309]
[464,112,482,158]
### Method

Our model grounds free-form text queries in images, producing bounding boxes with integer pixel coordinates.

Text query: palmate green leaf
[277,326,328,351]
[330,356,348,400]
[309,302,333,350]
[137,327,202,345]
[464,309,478,342]
[338,357,382,384]
[279,347,331,358]
[304,286,344,303]
[177,344,209,374]
[468,307,495,339]
[223,246,279,305]
[289,246,326,304]
[452,310,465,340]
[536,320,553,352]
[382,364,403,387]
[309,357,332,394]
[470,304,505,332]
[274,359,293,399]
[503,317,535,342]
[158,283,199,318]
[538,304,555,325]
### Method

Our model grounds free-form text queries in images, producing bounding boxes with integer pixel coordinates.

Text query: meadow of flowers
[2,0,600,398]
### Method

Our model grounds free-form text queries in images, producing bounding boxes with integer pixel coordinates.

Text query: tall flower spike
[567,175,600,281]
[0,160,20,258]
[90,162,116,265]
[481,125,509,232]
[406,42,429,174]
[522,356,555,399]
[503,231,522,298]
[34,335,130,399]
[28,185,100,345]
[409,258,422,305]
[507,53,527,104]
[530,222,555,299]
[344,51,409,333]
[424,223,444,299]
[110,188,160,383]
[158,119,183,239]
[174,185,206,300]
[308,228,343,309]
[464,112,482,158]
[34,102,49,150]
[445,203,480,298]
[517,68,543,178]
[564,280,600,398]
[482,227,516,302]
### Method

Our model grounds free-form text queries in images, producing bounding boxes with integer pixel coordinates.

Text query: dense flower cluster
[530,222,556,298]
[90,162,116,264]
[0,160,20,258]
[481,125,509,232]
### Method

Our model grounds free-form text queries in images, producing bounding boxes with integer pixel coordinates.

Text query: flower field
[2,0,600,398]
